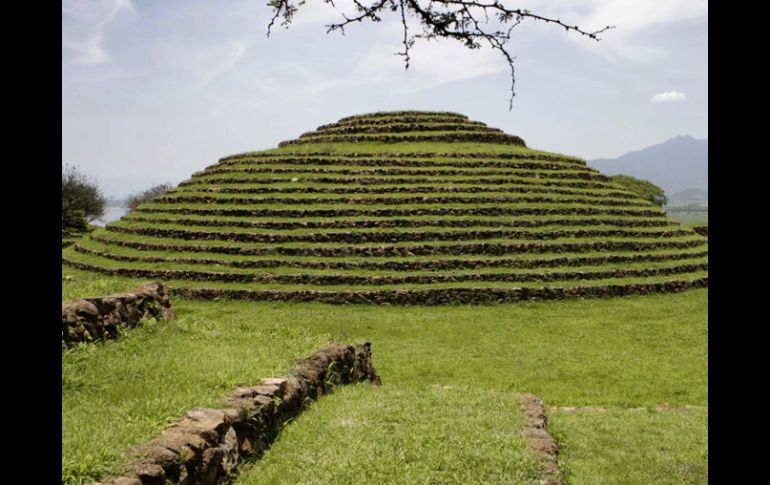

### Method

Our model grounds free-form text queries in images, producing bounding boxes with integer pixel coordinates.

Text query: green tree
[609,174,668,207]
[126,183,173,210]
[62,164,107,231]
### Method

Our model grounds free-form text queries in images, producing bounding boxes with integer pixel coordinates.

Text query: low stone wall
[692,225,708,237]
[61,255,707,286]
[337,110,467,122]
[88,234,706,257]
[93,342,380,485]
[74,243,708,271]
[179,176,614,190]
[220,151,582,163]
[192,166,601,180]
[168,277,708,304]
[277,132,527,147]
[175,185,636,199]
[329,116,472,127]
[156,194,641,208]
[62,282,176,348]
[121,215,671,231]
[136,205,663,220]
[514,393,563,484]
[218,157,584,171]
[303,123,502,137]
[106,225,691,245]
[319,117,485,129]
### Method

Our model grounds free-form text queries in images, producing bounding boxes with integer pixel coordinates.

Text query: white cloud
[200,41,249,86]
[355,35,507,92]
[514,0,707,62]
[650,91,687,102]
[520,0,707,37]
[62,0,136,65]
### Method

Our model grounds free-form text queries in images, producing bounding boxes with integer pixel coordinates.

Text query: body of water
[92,206,129,227]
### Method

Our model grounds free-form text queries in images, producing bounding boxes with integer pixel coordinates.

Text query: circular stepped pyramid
[63,111,708,304]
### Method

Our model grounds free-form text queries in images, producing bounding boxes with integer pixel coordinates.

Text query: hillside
[669,187,708,202]
[62,111,708,303]
[588,135,708,194]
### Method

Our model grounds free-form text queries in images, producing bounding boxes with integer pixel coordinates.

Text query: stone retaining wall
[179,176,613,189]
[219,151,581,163]
[62,282,176,348]
[62,255,707,285]
[303,123,502,137]
[692,225,708,237]
[327,116,473,127]
[174,185,636,199]
[319,118,485,129]
[193,166,600,179]
[106,225,692,245]
[155,194,641,208]
[92,342,380,485]
[218,157,584,170]
[135,206,663,219]
[88,234,705,257]
[339,110,467,121]
[122,216,671,230]
[168,277,708,304]
[278,132,527,147]
[134,206,664,219]
[74,243,709,271]
[316,116,480,133]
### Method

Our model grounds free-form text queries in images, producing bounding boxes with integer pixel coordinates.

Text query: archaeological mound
[63,111,708,304]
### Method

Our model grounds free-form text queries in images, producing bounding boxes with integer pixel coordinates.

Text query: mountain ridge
[588,135,708,194]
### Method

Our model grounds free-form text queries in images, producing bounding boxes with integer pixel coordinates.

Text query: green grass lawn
[235,386,544,485]
[61,266,707,484]
[550,407,707,484]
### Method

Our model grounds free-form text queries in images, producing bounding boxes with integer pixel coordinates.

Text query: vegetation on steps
[63,111,707,303]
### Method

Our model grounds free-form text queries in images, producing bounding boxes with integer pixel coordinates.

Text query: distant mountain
[669,188,708,202]
[588,135,708,195]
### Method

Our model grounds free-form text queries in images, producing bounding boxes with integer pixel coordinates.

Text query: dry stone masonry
[62,282,176,348]
[692,225,708,237]
[91,342,380,485]
[62,110,708,303]
[514,393,563,485]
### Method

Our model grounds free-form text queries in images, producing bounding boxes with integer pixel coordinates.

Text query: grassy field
[61,265,707,484]
[62,112,707,484]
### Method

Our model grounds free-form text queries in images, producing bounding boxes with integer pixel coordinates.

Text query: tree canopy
[126,183,173,210]
[62,164,107,231]
[267,0,613,109]
[609,174,668,208]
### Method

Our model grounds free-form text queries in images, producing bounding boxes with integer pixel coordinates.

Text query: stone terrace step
[65,110,707,302]
[337,111,469,123]
[306,122,502,137]
[278,132,527,147]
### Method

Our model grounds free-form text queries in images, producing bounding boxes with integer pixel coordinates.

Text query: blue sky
[62,0,708,197]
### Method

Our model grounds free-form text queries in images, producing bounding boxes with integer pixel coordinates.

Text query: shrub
[62,165,106,230]
[609,175,668,207]
[126,183,173,210]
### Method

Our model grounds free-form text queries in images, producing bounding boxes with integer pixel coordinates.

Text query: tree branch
[266,0,614,109]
